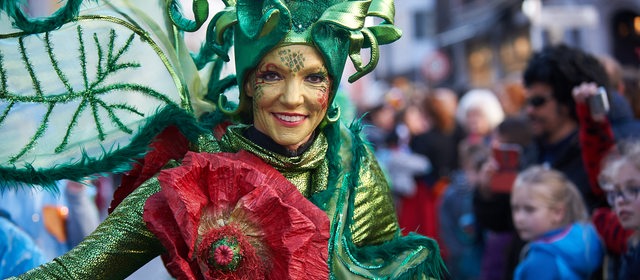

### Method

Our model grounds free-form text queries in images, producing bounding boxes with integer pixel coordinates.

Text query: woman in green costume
[3,0,445,278]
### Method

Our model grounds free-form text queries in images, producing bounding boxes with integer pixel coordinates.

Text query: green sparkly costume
[1,0,446,278]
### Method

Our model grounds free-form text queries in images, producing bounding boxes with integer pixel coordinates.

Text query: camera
[587,87,610,119]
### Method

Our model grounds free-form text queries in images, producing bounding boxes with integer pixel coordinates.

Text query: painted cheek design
[253,85,265,101]
[278,49,305,73]
[316,82,330,109]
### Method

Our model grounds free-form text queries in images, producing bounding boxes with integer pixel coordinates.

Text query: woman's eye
[258,72,281,82]
[306,74,326,84]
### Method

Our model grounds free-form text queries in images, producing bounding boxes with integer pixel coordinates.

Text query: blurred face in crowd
[403,105,429,136]
[372,105,396,131]
[246,44,331,151]
[603,161,640,231]
[525,83,572,143]
[511,184,564,241]
[465,107,491,137]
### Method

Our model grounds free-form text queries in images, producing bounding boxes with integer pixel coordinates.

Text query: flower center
[214,245,234,266]
[208,237,242,271]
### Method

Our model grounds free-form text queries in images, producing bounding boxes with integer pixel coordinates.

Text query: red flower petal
[145,191,202,280]
[144,151,330,280]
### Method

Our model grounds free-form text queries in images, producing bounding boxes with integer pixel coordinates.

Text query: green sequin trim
[76,15,190,110]
[326,175,349,280]
[45,32,73,93]
[339,236,383,270]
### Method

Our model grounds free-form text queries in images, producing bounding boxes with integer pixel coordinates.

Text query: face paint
[278,49,305,73]
[314,70,330,110]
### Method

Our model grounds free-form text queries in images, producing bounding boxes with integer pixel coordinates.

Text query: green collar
[217,124,329,197]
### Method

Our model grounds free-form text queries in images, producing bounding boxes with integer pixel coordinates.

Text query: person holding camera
[522,44,609,212]
[572,81,637,279]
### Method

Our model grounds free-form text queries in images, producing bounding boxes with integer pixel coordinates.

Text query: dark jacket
[535,130,606,212]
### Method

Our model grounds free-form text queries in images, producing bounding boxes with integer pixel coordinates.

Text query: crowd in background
[362,44,640,280]
[2,42,640,279]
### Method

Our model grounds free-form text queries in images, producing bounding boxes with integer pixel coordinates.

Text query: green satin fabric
[218,124,329,198]
[217,124,399,246]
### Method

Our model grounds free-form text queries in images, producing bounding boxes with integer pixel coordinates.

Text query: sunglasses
[526,96,550,107]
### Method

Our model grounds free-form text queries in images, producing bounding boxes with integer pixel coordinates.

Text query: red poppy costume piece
[143,151,330,279]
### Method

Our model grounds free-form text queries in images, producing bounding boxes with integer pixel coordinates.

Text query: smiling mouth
[273,113,306,123]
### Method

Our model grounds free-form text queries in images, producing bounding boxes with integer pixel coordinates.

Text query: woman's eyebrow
[257,62,282,72]
[299,65,327,74]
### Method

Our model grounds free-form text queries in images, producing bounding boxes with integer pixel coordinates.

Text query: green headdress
[207,0,401,122]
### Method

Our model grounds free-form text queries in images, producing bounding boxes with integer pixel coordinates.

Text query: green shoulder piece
[314,121,447,279]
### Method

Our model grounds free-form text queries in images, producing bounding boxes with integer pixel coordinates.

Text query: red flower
[144,151,330,280]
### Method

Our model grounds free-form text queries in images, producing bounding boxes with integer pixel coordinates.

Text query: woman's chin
[272,133,313,151]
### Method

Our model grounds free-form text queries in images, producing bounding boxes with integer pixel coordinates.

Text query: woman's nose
[280,81,304,107]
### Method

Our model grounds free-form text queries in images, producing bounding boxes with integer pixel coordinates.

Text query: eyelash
[257,72,327,83]
[257,71,281,82]
[306,73,328,83]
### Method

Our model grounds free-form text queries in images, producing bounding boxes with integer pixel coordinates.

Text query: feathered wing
[0,0,219,189]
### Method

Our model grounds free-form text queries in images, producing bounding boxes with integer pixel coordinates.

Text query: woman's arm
[350,144,400,246]
[13,178,165,279]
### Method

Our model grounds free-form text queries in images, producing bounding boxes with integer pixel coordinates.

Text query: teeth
[275,114,304,122]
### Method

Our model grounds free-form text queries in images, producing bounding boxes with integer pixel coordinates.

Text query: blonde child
[511,166,604,279]
[599,141,640,279]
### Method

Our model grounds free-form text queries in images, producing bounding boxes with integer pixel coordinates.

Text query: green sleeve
[327,124,447,279]
[13,178,165,279]
[349,144,400,246]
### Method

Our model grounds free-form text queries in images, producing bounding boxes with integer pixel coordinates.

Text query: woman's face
[403,106,429,136]
[465,107,490,136]
[511,184,564,241]
[246,44,331,151]
[605,162,640,231]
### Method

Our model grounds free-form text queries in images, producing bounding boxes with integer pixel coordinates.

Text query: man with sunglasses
[522,44,609,212]
[487,44,613,280]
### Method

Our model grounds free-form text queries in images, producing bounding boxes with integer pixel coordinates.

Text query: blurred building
[373,0,640,91]
[19,0,640,107]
